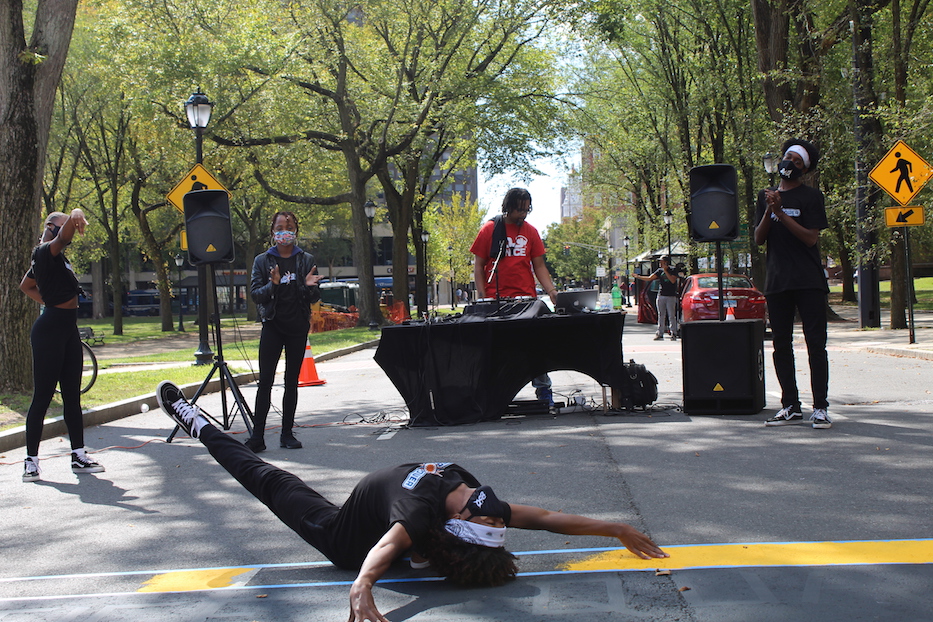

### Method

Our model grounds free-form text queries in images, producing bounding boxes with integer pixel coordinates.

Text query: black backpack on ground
[619,359,658,411]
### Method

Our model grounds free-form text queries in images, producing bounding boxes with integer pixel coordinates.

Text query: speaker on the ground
[689,164,738,242]
[681,319,765,414]
[184,189,234,265]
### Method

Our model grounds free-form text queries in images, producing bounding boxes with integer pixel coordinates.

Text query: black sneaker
[764,406,804,426]
[245,436,266,453]
[810,408,832,429]
[157,380,204,439]
[23,458,40,482]
[72,452,105,473]
[280,432,303,449]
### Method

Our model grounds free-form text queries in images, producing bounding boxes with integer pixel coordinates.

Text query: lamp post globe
[663,210,673,256]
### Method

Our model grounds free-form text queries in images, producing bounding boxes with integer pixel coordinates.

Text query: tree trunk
[889,231,907,328]
[0,0,79,392]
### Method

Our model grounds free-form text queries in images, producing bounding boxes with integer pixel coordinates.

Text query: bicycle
[78,340,98,394]
[55,339,98,395]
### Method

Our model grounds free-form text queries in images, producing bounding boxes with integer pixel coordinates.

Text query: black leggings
[252,321,307,437]
[25,306,85,456]
[199,424,342,563]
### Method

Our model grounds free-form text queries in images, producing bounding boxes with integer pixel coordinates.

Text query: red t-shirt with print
[469,218,545,298]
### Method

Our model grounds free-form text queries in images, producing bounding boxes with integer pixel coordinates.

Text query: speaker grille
[184,189,234,265]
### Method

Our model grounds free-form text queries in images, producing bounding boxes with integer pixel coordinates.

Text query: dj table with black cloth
[374,311,626,426]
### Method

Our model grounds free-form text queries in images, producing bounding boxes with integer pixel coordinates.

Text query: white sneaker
[810,408,832,429]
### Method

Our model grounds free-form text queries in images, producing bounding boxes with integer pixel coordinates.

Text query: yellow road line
[138,568,253,592]
[563,539,933,572]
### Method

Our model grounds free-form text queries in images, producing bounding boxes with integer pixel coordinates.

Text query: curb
[864,346,933,361]
[0,340,379,455]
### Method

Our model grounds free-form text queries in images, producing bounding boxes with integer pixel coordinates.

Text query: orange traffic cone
[298,338,326,386]
[725,306,736,321]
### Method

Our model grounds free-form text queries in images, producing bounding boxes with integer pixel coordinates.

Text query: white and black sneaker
[72,452,105,474]
[810,408,832,429]
[23,458,40,482]
[157,380,207,439]
[765,405,804,426]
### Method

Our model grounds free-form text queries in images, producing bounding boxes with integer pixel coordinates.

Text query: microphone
[488,240,506,284]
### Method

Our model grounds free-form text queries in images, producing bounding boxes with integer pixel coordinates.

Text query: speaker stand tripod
[166,264,253,442]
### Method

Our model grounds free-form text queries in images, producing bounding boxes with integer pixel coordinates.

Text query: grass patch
[0,325,379,433]
[829,276,933,311]
[80,365,251,409]
[73,315,258,346]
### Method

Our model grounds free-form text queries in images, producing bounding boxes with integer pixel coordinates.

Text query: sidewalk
[823,304,933,360]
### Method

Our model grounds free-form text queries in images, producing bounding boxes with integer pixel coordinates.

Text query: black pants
[766,289,829,410]
[25,306,85,455]
[199,424,343,564]
[252,321,307,438]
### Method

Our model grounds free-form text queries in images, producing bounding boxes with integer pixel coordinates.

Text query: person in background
[470,188,559,405]
[754,138,831,429]
[634,255,679,341]
[19,209,105,482]
[245,211,322,452]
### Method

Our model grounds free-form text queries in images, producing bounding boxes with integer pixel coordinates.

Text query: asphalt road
[1,313,931,621]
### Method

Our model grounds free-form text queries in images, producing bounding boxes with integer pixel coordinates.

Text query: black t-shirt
[27,243,80,306]
[270,254,309,335]
[653,268,678,296]
[755,184,829,295]
[325,463,510,569]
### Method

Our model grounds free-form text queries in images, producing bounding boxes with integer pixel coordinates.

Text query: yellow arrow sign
[167,164,229,214]
[884,205,925,228]
[869,140,933,206]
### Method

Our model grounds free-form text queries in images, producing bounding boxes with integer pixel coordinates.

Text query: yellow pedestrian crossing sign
[884,206,925,228]
[167,164,229,214]
[869,141,933,206]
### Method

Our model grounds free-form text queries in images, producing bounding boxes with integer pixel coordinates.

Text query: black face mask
[778,160,804,180]
[460,485,508,519]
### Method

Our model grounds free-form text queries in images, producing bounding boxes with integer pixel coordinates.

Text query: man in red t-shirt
[470,188,559,404]
[470,188,558,302]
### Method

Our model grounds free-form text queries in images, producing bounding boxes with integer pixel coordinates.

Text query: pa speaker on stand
[184,189,234,265]
[688,164,738,243]
[167,188,252,443]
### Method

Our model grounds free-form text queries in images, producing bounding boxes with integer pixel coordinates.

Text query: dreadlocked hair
[421,528,518,587]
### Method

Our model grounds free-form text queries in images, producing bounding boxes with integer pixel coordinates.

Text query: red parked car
[680,273,767,322]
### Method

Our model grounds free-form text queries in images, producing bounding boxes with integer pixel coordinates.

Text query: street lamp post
[663,209,673,256]
[175,255,185,332]
[762,152,779,187]
[447,244,455,309]
[421,230,430,313]
[622,235,631,306]
[185,90,214,365]
[364,200,379,330]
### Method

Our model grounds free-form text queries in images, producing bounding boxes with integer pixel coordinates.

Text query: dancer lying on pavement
[156,380,668,622]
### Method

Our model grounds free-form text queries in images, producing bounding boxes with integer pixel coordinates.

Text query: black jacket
[250,247,321,322]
